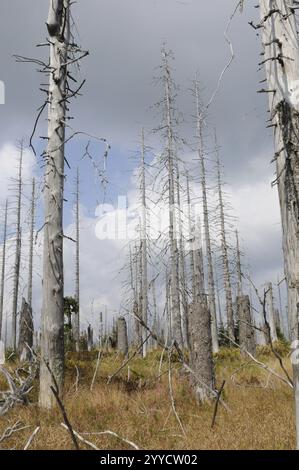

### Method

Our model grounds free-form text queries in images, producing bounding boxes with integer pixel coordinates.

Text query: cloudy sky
[0,1,286,339]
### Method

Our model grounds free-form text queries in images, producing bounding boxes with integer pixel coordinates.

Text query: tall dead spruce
[0,201,8,341]
[159,48,183,347]
[194,80,219,353]
[258,0,299,447]
[39,0,88,408]
[11,145,23,351]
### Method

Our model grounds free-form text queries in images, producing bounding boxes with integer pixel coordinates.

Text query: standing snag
[39,0,70,409]
[18,298,34,362]
[188,300,215,403]
[238,295,256,357]
[117,317,128,357]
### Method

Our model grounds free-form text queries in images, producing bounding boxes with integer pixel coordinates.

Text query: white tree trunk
[216,145,234,341]
[194,85,219,353]
[140,128,148,357]
[73,168,80,352]
[0,200,8,341]
[162,50,182,347]
[259,0,299,447]
[28,178,35,308]
[12,146,23,351]
[39,0,70,409]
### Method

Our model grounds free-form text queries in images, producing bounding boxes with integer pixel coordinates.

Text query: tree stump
[117,316,128,357]
[18,298,34,361]
[237,295,256,356]
[188,301,215,402]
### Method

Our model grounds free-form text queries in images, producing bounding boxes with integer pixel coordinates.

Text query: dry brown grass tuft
[0,348,295,450]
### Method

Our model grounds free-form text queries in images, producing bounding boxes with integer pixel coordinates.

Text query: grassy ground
[0,345,295,450]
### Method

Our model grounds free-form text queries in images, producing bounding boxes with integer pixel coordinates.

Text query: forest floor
[0,344,295,450]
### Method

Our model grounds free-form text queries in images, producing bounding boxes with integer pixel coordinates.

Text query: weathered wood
[18,298,34,362]
[259,0,299,446]
[237,295,256,356]
[39,0,70,409]
[117,317,128,357]
[188,301,215,402]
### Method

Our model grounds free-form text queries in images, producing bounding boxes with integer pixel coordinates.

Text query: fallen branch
[83,430,140,450]
[24,426,40,450]
[211,380,226,428]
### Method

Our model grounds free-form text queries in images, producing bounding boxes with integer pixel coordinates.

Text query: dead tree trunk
[259,1,299,446]
[140,128,148,357]
[12,145,23,351]
[236,230,243,299]
[117,316,128,357]
[266,282,278,342]
[238,295,256,356]
[162,49,183,347]
[194,80,219,353]
[39,0,70,409]
[216,142,234,342]
[188,300,215,402]
[72,168,80,352]
[87,324,93,352]
[0,200,8,341]
[175,157,189,349]
[28,178,35,309]
[18,298,34,362]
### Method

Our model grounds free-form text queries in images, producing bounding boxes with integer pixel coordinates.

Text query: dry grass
[0,347,295,450]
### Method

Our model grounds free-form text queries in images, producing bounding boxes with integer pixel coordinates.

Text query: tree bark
[259,0,299,447]
[188,300,215,402]
[117,316,128,357]
[266,282,278,342]
[72,168,80,352]
[39,0,70,409]
[18,298,34,362]
[237,295,256,356]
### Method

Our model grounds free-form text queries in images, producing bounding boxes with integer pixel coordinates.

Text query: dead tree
[117,317,128,357]
[266,282,278,342]
[159,48,183,347]
[11,145,23,351]
[188,300,215,402]
[27,178,35,309]
[139,128,148,357]
[0,200,8,341]
[216,140,235,341]
[72,168,80,352]
[258,0,299,446]
[39,0,70,409]
[238,295,256,356]
[175,157,189,349]
[194,79,219,353]
[87,324,93,352]
[236,230,243,299]
[18,298,34,362]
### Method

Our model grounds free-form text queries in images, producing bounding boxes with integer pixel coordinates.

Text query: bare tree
[0,201,8,341]
[72,168,80,352]
[11,144,23,351]
[39,0,70,408]
[194,82,219,352]
[257,0,299,446]
[160,48,182,347]
[216,139,234,341]
[266,282,278,342]
[139,128,149,357]
[27,178,35,308]
[117,317,129,357]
